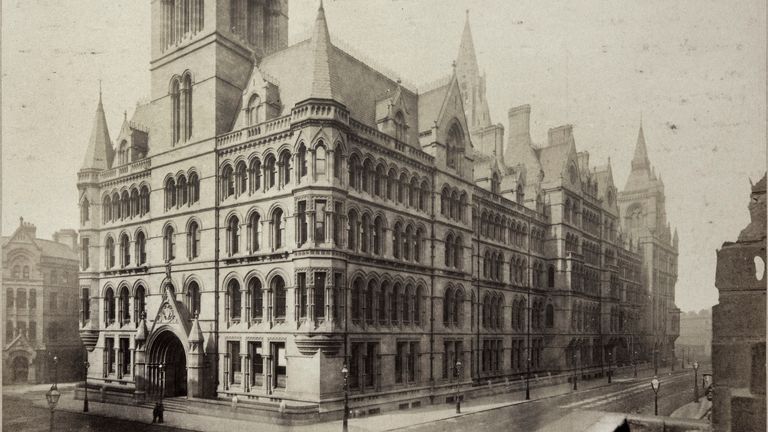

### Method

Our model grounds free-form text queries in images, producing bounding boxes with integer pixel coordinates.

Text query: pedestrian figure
[152,402,159,423]
[157,401,164,423]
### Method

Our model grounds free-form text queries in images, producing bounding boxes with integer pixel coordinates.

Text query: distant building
[712,174,766,432]
[2,218,82,384]
[676,309,712,361]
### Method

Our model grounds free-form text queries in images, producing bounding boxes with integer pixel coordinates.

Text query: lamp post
[45,356,60,431]
[83,359,90,412]
[607,351,612,384]
[681,348,685,370]
[455,361,463,413]
[693,361,699,402]
[158,363,165,424]
[341,364,349,432]
[633,349,638,378]
[653,348,658,376]
[573,354,578,391]
[650,377,660,416]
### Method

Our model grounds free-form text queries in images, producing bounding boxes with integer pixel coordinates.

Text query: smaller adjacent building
[712,174,766,432]
[2,218,82,384]
[676,309,712,361]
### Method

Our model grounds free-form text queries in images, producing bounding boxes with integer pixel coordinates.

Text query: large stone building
[3,218,82,384]
[77,1,678,416]
[712,175,766,432]
[676,309,712,361]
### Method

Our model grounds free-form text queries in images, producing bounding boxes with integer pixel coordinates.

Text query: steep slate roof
[81,91,114,170]
[417,83,450,133]
[1,236,77,260]
[536,143,570,184]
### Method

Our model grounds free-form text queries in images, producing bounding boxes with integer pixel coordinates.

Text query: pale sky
[2,0,765,313]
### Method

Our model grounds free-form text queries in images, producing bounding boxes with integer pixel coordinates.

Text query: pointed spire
[456,9,479,76]
[80,85,114,171]
[308,0,340,101]
[631,123,650,170]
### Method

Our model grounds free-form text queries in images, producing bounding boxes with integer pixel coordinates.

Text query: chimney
[53,229,79,252]
[20,218,37,239]
[504,105,531,166]
[548,124,573,147]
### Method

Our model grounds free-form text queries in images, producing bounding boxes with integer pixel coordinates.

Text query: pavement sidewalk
[11,364,678,432]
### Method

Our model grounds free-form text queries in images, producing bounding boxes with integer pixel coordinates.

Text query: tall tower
[149,0,289,147]
[618,124,680,366]
[455,11,504,159]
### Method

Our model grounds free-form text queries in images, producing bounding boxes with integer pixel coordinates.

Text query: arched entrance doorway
[12,356,29,382]
[148,330,187,398]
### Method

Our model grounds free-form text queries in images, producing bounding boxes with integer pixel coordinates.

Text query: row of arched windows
[348,154,431,214]
[530,228,545,253]
[509,256,528,285]
[478,210,528,248]
[583,240,600,265]
[224,208,283,256]
[103,285,146,327]
[583,209,601,236]
[482,292,504,330]
[572,301,599,332]
[442,286,465,327]
[226,276,289,323]
[564,197,580,224]
[161,0,204,50]
[104,231,147,269]
[102,186,150,223]
[10,265,30,280]
[440,186,468,222]
[565,232,580,254]
[443,233,464,269]
[483,250,504,281]
[164,172,200,210]
[346,210,426,263]
[350,277,425,327]
[220,150,292,198]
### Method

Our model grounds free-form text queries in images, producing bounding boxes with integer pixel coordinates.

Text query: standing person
[152,402,159,423]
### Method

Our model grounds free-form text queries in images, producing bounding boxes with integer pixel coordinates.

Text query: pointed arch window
[177,175,188,206]
[297,143,308,181]
[446,122,465,169]
[249,278,263,321]
[136,231,147,265]
[165,178,177,209]
[105,236,116,269]
[140,186,151,215]
[227,280,242,321]
[279,150,291,186]
[186,282,200,317]
[235,161,247,195]
[248,212,261,252]
[170,77,181,144]
[163,226,176,261]
[188,221,201,259]
[272,276,287,320]
[134,285,146,323]
[249,158,261,193]
[246,94,262,126]
[119,233,130,267]
[221,165,235,198]
[264,155,277,189]
[104,287,116,325]
[315,144,327,178]
[119,287,130,325]
[272,208,283,249]
[182,73,193,140]
[81,198,90,224]
[188,173,200,204]
[227,216,240,255]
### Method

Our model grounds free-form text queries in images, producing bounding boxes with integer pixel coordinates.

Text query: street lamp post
[607,351,612,384]
[573,355,578,391]
[83,358,90,412]
[653,348,659,376]
[45,356,60,431]
[341,364,349,432]
[681,348,685,370]
[455,361,463,413]
[693,361,699,402]
[158,363,165,424]
[633,349,638,378]
[650,377,660,416]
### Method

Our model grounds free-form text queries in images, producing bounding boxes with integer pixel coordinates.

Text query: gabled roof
[417,82,450,133]
[536,143,571,185]
[80,90,113,171]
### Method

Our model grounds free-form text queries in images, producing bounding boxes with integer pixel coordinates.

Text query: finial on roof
[19,216,23,224]
[124,110,127,121]
[319,0,324,11]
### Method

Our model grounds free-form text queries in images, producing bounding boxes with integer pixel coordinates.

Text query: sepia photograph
[1,0,765,431]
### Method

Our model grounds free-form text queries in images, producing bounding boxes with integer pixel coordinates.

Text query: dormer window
[491,173,500,194]
[246,94,262,126]
[394,111,406,142]
[446,122,465,170]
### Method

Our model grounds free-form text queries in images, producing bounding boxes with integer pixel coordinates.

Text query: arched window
[446,122,464,169]
[391,283,401,323]
[112,192,120,220]
[362,159,373,193]
[272,276,286,319]
[188,221,200,259]
[105,236,115,269]
[272,208,283,249]
[445,234,454,267]
[140,185,151,215]
[403,285,413,324]
[235,161,247,196]
[373,216,384,255]
[279,150,291,186]
[104,288,115,325]
[546,304,554,328]
[221,165,235,198]
[351,278,362,322]
[182,73,193,140]
[177,175,188,206]
[227,216,240,255]
[228,280,241,321]
[398,173,407,205]
[378,282,388,324]
[443,288,454,326]
[333,146,343,180]
[103,196,112,222]
[454,236,463,270]
[315,144,327,177]
[119,287,130,325]
[420,180,430,212]
[491,173,500,194]
[347,210,359,251]
[130,189,140,217]
[248,158,261,193]
[297,143,308,181]
[170,77,181,144]
[249,278,263,321]
[119,233,130,267]
[548,266,555,288]
[375,164,386,197]
[415,286,423,325]
[121,190,130,218]
[135,231,147,265]
[186,282,200,317]
[394,111,406,142]
[360,213,371,253]
[365,280,376,324]
[402,224,412,261]
[163,226,176,261]
[387,168,397,201]
[264,155,277,189]
[248,212,261,252]
[134,285,146,322]
[454,289,464,327]
[165,179,177,210]
[23,266,30,280]
[81,198,90,224]
[246,94,261,126]
[409,177,418,208]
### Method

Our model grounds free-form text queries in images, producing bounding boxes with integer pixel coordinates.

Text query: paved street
[3,366,702,432]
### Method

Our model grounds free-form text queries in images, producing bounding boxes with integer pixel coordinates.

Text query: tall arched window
[248,158,261,193]
[136,231,147,265]
[104,288,115,325]
[103,196,112,222]
[186,282,200,316]
[134,285,146,322]
[221,165,235,198]
[235,162,247,195]
[272,208,283,249]
[105,236,115,269]
[178,175,188,206]
[373,216,384,255]
[265,155,277,189]
[119,233,130,267]
[227,216,240,255]
[445,233,454,267]
[546,304,554,328]
[297,143,307,181]
[279,150,291,186]
[351,278,362,322]
[182,73,193,140]
[140,185,150,215]
[248,212,260,252]
[119,287,130,325]
[80,198,90,224]
[347,210,359,251]
[272,276,286,319]
[228,280,241,321]
[445,122,464,169]
[360,214,371,253]
[315,144,327,177]
[391,283,401,324]
[170,77,181,144]
[249,278,263,321]
[188,221,200,259]
[333,146,343,180]
[130,189,140,217]
[165,178,177,209]
[163,226,176,261]
[246,94,261,125]
[415,286,423,325]
[187,173,199,204]
[112,192,120,220]
[454,236,463,270]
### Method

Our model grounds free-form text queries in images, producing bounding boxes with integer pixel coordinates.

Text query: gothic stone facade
[77,0,678,415]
